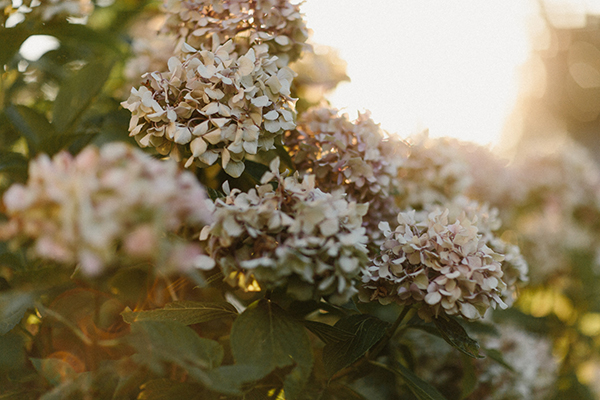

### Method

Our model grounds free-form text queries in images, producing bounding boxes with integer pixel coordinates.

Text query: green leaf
[0,151,29,183]
[4,105,53,154]
[459,354,477,399]
[204,364,268,396]
[121,301,238,325]
[433,316,483,359]
[320,383,370,400]
[51,56,116,134]
[230,299,313,400]
[370,361,448,400]
[323,314,388,378]
[0,290,35,335]
[303,320,355,344]
[243,160,271,184]
[206,187,225,201]
[137,379,212,400]
[128,320,224,381]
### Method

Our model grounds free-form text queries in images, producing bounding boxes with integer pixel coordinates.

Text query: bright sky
[301,0,536,146]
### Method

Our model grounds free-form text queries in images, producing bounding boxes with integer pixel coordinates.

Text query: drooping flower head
[360,202,526,321]
[201,157,369,304]
[121,40,296,177]
[1,142,213,276]
[163,0,309,66]
[286,106,408,242]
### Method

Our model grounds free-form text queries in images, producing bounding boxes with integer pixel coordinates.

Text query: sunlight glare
[301,1,535,146]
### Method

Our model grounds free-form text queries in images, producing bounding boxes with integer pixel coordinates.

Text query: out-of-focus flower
[201,157,369,304]
[396,132,472,210]
[360,205,524,321]
[0,142,213,276]
[163,0,309,66]
[504,141,600,283]
[286,106,407,242]
[121,40,296,177]
[3,0,94,26]
[290,45,350,111]
[124,13,176,88]
[405,324,557,399]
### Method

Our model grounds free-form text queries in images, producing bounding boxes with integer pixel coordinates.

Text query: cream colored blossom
[121,41,296,177]
[286,106,408,242]
[201,157,369,304]
[0,142,212,276]
[3,0,94,26]
[162,0,309,66]
[360,206,520,321]
[446,197,528,308]
[396,132,472,210]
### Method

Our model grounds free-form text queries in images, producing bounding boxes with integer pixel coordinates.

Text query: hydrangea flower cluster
[200,158,369,304]
[2,0,94,26]
[162,0,309,66]
[121,40,296,177]
[0,143,213,276]
[285,106,407,241]
[360,207,517,321]
[396,133,472,210]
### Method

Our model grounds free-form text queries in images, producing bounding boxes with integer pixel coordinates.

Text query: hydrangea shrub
[2,0,597,399]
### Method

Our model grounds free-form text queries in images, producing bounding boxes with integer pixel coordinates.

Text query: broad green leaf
[121,301,237,325]
[5,105,53,154]
[137,379,212,400]
[204,364,269,396]
[371,361,447,400]
[128,320,224,381]
[433,316,483,359]
[323,314,388,378]
[0,151,29,183]
[230,299,313,400]
[303,320,355,344]
[0,290,35,335]
[52,56,116,134]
